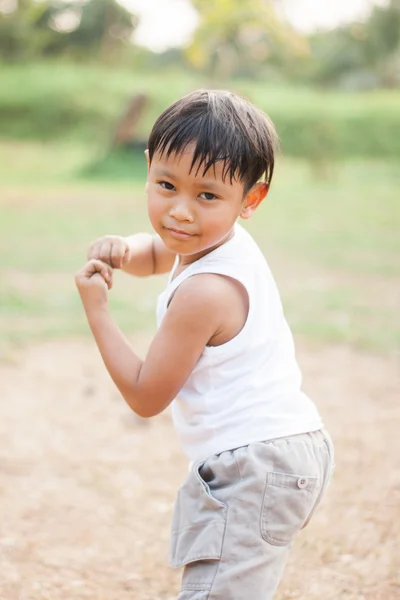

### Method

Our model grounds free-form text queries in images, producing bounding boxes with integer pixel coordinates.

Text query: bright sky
[120,0,388,52]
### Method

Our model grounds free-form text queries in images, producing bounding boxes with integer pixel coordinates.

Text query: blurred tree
[186,0,309,80]
[311,0,400,88]
[57,0,138,61]
[0,0,138,62]
[0,0,53,60]
[364,0,400,86]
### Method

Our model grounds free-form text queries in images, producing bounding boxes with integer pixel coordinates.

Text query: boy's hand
[75,259,113,310]
[88,235,131,269]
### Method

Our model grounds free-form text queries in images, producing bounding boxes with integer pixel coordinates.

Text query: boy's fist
[75,259,113,309]
[88,235,131,269]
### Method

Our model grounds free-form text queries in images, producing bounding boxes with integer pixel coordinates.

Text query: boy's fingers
[111,242,126,268]
[87,237,128,268]
[99,242,112,265]
[81,259,113,280]
[99,261,113,280]
[102,269,112,289]
[100,263,113,283]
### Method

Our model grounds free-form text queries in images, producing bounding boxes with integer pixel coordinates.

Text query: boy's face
[146,145,267,264]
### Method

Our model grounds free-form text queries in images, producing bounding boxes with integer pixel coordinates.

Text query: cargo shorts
[170,429,334,600]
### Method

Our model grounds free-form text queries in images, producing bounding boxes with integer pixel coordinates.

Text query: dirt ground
[0,337,398,600]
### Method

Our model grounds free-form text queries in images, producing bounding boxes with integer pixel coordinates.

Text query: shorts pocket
[170,461,227,568]
[261,471,320,547]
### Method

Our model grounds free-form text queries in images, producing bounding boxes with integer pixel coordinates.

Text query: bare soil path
[0,338,398,600]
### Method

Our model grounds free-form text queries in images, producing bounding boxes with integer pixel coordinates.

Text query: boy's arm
[75,261,235,418]
[88,233,175,277]
[122,234,176,276]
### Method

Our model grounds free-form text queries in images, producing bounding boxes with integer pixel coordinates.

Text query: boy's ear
[240,182,269,220]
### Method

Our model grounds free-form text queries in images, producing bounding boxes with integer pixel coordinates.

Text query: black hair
[147,89,278,194]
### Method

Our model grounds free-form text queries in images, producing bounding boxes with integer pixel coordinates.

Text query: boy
[75,90,334,599]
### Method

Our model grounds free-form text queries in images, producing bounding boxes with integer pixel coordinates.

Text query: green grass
[246,159,399,352]
[1,61,400,158]
[0,140,147,186]
[0,139,398,355]
[251,160,400,276]
[0,62,200,141]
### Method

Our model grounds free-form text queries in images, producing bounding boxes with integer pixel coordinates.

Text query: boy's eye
[199,192,217,201]
[158,181,175,191]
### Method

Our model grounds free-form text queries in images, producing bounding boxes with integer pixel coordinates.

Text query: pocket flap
[170,521,226,568]
[170,462,227,568]
[267,471,319,491]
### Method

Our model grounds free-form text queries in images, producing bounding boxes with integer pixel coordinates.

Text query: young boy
[75,90,334,599]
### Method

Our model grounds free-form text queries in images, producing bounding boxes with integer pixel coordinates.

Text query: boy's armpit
[134,274,247,417]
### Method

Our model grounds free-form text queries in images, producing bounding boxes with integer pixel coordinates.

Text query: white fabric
[156,223,323,462]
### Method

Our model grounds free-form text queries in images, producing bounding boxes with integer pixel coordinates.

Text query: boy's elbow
[132,404,158,419]
[123,392,165,419]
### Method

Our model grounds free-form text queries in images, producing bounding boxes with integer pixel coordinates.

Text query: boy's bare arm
[88,233,175,277]
[123,234,176,276]
[75,266,240,418]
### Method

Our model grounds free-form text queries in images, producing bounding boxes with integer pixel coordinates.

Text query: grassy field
[1,62,400,158]
[0,139,398,356]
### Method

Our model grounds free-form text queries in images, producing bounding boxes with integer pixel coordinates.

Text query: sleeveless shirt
[156,223,323,462]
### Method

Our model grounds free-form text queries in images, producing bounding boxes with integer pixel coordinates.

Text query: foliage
[311,0,400,87]
[0,0,137,62]
[0,0,51,60]
[187,0,309,79]
[0,0,399,87]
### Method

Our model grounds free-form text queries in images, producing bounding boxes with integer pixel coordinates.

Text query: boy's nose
[169,200,194,223]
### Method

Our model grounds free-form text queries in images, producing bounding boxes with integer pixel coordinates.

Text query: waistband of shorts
[189,428,334,471]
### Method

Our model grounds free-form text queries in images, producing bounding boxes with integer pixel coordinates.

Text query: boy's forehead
[153,145,193,166]
[151,147,236,184]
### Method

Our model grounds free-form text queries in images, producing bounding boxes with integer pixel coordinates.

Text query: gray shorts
[170,429,334,600]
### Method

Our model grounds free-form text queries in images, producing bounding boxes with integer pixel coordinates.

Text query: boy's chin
[166,243,196,256]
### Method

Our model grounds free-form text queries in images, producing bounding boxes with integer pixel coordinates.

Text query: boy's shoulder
[167,271,249,343]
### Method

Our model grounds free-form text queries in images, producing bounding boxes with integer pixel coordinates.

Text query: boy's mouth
[165,227,196,240]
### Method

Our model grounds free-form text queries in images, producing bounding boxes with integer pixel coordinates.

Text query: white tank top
[157,223,323,462]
